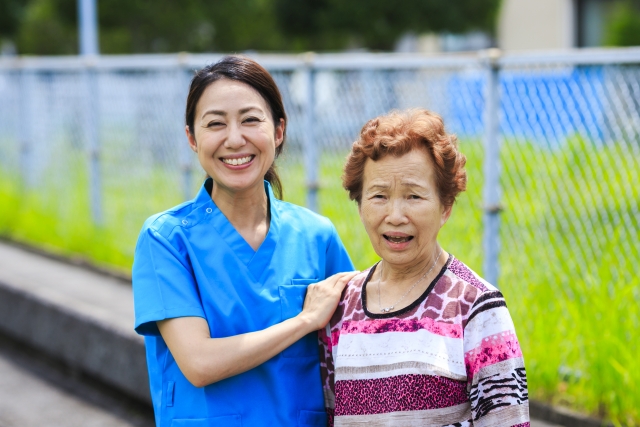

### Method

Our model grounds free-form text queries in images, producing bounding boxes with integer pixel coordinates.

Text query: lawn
[0,137,638,425]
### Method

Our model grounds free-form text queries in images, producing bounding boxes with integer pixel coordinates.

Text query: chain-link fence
[1,50,637,281]
[1,49,639,421]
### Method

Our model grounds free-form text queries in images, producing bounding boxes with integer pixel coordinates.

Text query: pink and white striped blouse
[319,254,530,427]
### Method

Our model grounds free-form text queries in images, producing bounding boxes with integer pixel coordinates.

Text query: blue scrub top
[132,179,354,427]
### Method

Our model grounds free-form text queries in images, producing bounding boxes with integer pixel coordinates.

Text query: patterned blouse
[319,254,530,427]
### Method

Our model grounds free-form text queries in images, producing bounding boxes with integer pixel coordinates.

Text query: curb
[0,279,151,405]
[530,401,613,427]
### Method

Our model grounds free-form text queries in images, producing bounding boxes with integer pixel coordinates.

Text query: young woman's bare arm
[157,271,358,387]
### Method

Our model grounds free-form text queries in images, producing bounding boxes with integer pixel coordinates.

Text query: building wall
[497,0,576,51]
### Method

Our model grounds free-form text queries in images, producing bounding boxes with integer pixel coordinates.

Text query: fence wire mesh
[499,61,640,287]
[0,52,637,281]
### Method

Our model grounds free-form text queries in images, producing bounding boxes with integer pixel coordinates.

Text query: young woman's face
[186,78,284,197]
[358,148,452,271]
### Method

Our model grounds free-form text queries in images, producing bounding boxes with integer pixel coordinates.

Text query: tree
[4,0,502,54]
[98,0,294,53]
[605,0,640,47]
[16,0,77,55]
[0,0,26,39]
[274,0,502,51]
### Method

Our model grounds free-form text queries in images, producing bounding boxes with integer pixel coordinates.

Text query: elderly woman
[320,109,529,426]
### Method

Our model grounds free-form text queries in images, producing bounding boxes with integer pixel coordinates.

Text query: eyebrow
[400,180,426,188]
[200,106,264,119]
[365,180,426,191]
[365,183,390,191]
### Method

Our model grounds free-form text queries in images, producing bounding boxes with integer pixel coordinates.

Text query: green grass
[0,137,638,425]
[499,136,640,426]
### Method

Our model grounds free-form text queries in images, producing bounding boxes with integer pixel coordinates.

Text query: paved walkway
[0,344,151,427]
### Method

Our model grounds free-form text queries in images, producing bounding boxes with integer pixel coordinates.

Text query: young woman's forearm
[158,314,316,387]
[158,271,358,388]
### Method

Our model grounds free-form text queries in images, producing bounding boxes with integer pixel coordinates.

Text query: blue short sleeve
[132,226,205,336]
[325,224,355,276]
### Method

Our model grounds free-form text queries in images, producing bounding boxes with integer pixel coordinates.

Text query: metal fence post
[79,0,102,225]
[85,64,103,225]
[481,48,502,286]
[179,55,194,200]
[18,69,32,188]
[302,54,319,212]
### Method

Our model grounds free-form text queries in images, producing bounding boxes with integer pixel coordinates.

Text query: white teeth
[222,156,252,166]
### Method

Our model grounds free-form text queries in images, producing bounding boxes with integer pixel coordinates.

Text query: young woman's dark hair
[185,55,287,199]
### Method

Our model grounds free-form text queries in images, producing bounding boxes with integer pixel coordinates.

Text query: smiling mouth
[221,155,254,166]
[383,234,413,243]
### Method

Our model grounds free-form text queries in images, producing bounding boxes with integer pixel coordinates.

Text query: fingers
[299,271,361,331]
[325,271,360,288]
[332,271,359,288]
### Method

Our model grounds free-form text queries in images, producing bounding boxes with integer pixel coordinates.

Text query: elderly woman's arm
[463,289,530,426]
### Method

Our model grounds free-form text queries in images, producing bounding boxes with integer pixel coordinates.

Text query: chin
[379,251,411,265]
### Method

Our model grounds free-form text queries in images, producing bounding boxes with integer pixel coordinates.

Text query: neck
[380,246,446,286]
[211,181,270,249]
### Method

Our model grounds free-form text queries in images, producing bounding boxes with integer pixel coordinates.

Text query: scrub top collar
[194,178,280,281]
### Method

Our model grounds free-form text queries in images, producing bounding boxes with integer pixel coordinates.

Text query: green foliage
[605,0,640,47]
[99,0,286,53]
[274,0,501,51]
[16,0,77,54]
[0,0,26,38]
[3,0,500,54]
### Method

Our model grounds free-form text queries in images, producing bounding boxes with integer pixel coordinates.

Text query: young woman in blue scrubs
[132,56,357,427]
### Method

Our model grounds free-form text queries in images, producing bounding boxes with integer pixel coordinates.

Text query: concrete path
[0,341,152,427]
[0,354,135,427]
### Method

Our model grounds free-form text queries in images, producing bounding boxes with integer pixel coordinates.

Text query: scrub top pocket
[280,279,318,358]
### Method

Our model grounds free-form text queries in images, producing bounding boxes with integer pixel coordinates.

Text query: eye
[206,121,224,128]
[243,116,261,124]
[409,194,421,200]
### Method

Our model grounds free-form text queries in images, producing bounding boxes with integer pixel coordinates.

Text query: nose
[224,123,246,149]
[385,198,408,225]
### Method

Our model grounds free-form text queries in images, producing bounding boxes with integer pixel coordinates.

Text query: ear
[274,118,285,148]
[440,204,453,228]
[186,125,197,152]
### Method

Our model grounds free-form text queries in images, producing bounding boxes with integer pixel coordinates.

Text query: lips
[220,155,254,166]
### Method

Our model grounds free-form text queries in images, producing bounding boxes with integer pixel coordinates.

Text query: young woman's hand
[298,271,359,331]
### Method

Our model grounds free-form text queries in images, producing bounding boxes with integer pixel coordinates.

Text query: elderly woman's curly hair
[342,108,467,207]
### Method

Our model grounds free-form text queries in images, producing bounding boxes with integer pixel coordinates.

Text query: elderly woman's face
[359,148,452,270]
